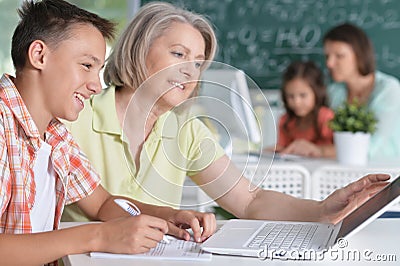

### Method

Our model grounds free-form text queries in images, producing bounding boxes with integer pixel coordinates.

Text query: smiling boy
[0,1,215,265]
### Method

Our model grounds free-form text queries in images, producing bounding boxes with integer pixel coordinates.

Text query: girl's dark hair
[323,23,375,76]
[281,61,328,142]
[11,0,116,72]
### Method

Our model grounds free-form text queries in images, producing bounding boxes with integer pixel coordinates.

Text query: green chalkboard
[141,0,400,89]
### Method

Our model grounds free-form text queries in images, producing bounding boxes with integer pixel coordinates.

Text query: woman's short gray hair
[104,1,217,89]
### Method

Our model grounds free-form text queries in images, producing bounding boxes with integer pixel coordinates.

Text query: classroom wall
[142,0,400,90]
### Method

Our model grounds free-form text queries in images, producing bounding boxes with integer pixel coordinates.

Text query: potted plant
[329,99,377,165]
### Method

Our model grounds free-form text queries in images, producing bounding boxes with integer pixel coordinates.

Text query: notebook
[91,235,211,261]
[201,175,400,259]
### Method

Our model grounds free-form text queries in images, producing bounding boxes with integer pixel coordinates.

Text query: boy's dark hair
[11,0,116,72]
[323,23,375,76]
[281,60,328,142]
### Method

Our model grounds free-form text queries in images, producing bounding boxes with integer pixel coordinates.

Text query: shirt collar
[0,74,71,150]
[153,108,201,140]
[91,86,180,140]
[0,74,40,139]
[91,86,121,135]
[152,111,179,139]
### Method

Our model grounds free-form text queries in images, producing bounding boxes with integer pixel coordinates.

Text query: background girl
[275,61,335,158]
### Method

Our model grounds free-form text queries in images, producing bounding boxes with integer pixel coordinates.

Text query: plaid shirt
[0,74,101,234]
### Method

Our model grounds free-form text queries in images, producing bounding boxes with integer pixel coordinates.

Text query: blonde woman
[63,2,389,229]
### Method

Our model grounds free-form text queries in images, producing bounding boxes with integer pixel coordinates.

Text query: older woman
[63,2,388,229]
[323,23,400,160]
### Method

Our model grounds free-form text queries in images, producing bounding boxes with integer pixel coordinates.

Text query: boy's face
[39,24,106,121]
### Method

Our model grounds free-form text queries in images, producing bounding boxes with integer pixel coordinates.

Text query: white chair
[196,163,311,212]
[311,165,400,211]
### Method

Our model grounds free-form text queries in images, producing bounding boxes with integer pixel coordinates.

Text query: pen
[114,198,170,244]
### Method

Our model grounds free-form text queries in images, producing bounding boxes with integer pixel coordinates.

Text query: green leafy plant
[329,100,378,134]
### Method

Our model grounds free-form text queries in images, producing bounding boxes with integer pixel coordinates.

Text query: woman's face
[324,40,359,83]
[284,78,316,118]
[144,22,206,110]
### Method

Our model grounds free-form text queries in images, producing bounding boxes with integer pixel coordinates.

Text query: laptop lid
[336,174,400,240]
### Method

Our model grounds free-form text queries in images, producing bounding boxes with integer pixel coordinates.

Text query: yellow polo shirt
[62,86,225,221]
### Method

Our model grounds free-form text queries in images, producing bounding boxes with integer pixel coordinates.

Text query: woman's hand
[165,210,216,242]
[320,174,390,224]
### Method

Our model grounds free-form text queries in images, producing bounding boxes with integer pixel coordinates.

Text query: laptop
[201,175,400,259]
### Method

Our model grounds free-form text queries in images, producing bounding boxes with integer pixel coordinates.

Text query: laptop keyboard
[247,223,318,250]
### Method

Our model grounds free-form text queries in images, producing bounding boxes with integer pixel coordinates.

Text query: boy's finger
[200,214,216,241]
[166,223,190,241]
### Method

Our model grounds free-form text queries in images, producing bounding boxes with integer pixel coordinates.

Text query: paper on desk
[254,151,309,162]
[90,236,212,261]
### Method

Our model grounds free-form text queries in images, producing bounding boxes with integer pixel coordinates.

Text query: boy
[0,0,215,264]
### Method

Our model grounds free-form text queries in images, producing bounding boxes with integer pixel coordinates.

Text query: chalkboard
[141,0,400,90]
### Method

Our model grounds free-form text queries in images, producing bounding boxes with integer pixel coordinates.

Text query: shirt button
[28,203,32,209]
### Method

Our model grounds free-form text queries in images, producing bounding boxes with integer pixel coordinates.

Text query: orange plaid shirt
[0,74,101,234]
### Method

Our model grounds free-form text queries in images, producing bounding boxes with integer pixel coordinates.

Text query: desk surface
[62,218,399,266]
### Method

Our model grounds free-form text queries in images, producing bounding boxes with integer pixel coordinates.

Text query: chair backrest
[311,165,400,211]
[196,163,311,212]
[240,163,311,198]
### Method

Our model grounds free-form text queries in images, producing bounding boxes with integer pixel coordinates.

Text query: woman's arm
[191,155,389,222]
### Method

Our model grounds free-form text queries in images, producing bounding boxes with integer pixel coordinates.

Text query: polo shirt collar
[91,86,121,135]
[152,111,180,139]
[91,86,188,140]
[154,107,200,139]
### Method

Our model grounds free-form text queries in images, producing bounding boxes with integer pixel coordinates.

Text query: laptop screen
[337,175,400,239]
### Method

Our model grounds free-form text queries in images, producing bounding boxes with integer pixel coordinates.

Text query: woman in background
[275,61,335,158]
[323,23,400,160]
[63,2,388,227]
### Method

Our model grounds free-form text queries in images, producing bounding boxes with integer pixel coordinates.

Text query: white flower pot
[334,131,371,166]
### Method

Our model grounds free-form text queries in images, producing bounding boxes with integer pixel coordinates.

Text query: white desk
[62,218,399,266]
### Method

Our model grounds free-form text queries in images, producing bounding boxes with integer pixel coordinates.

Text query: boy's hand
[98,214,168,254]
[166,210,216,242]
